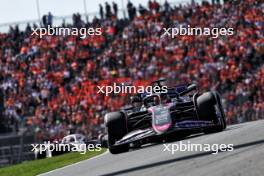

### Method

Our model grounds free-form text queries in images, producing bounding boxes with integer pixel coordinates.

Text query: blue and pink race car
[104,79,226,154]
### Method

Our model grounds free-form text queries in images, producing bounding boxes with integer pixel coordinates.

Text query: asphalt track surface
[41,120,264,176]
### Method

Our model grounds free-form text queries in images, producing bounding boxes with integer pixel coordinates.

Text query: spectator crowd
[0,0,263,141]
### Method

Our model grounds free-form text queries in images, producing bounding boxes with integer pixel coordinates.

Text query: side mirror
[179,84,197,96]
[187,84,197,92]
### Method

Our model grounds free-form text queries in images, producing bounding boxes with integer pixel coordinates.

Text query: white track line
[38,150,109,176]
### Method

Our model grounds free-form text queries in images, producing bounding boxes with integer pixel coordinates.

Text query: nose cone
[149,105,172,134]
[153,123,171,133]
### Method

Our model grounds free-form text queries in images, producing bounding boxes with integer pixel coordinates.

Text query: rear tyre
[196,91,226,133]
[105,112,129,154]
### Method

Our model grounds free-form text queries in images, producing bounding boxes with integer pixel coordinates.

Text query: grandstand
[0,0,263,145]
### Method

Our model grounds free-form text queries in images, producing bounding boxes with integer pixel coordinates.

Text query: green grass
[0,148,106,176]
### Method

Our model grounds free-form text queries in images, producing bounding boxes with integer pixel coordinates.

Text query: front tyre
[105,112,129,154]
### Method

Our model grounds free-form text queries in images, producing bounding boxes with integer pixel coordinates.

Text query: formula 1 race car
[104,79,226,154]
